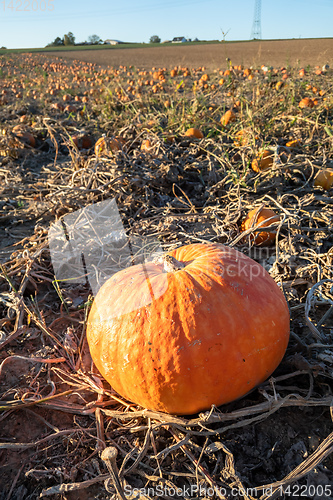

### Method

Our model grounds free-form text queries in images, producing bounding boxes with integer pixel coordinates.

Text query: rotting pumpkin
[86,242,290,415]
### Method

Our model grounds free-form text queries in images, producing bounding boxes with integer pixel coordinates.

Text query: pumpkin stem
[153,254,185,272]
[163,255,185,272]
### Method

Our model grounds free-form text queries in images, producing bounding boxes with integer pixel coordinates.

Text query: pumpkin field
[0,44,333,499]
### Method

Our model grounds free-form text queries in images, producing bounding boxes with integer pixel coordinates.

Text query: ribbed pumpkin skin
[86,243,290,415]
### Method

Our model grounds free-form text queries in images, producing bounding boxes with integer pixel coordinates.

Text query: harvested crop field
[0,49,333,500]
[47,38,333,72]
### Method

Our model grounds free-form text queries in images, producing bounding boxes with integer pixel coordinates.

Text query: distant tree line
[46,33,103,47]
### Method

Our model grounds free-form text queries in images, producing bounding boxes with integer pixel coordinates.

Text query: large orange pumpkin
[86,243,290,415]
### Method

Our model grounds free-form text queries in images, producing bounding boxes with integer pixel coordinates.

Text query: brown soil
[47,38,333,71]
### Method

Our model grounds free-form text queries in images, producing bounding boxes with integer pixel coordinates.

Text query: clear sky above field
[0,0,332,49]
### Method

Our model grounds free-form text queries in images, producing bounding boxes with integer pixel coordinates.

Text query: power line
[251,0,262,39]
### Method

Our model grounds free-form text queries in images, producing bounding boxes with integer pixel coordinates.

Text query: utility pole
[251,0,262,40]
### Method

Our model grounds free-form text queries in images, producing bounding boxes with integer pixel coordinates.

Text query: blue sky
[0,0,332,49]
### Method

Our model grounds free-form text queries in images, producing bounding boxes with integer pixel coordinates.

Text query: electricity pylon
[251,0,262,40]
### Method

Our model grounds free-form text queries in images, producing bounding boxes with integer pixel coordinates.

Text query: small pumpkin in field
[313,169,333,190]
[251,149,274,173]
[95,136,126,156]
[233,129,251,147]
[140,139,158,157]
[71,134,93,150]
[64,104,77,113]
[51,102,65,111]
[184,128,204,139]
[12,125,35,148]
[241,207,280,246]
[286,139,301,148]
[220,109,236,127]
[200,73,210,82]
[299,97,315,109]
[86,242,290,415]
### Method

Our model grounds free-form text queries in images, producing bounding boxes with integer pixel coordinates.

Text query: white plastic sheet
[48,198,163,298]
